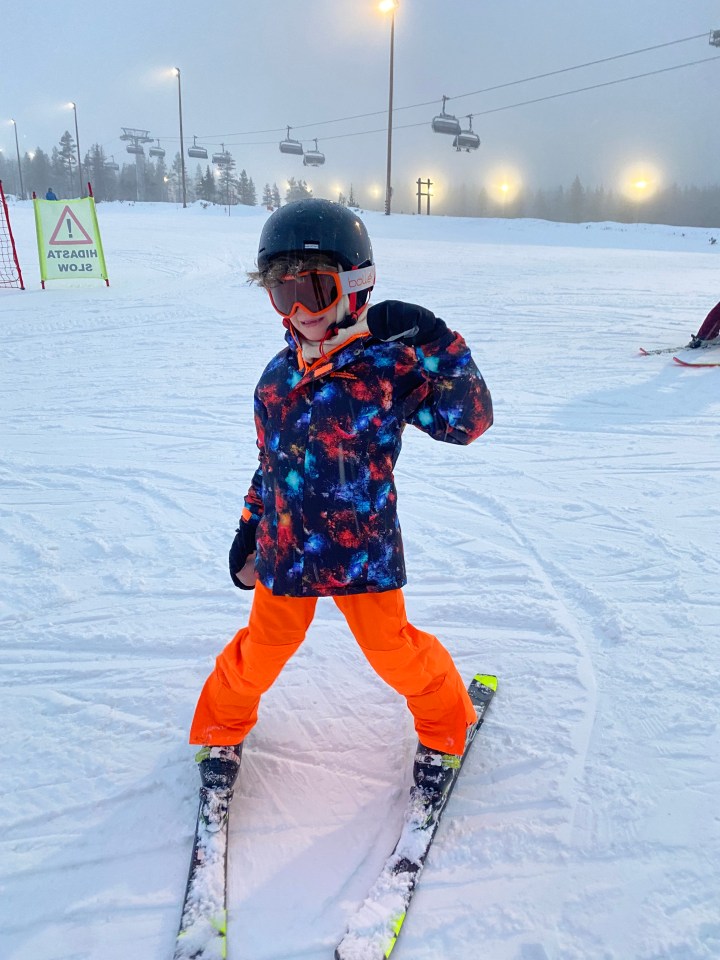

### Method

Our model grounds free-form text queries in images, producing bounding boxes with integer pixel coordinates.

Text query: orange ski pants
[190,581,476,755]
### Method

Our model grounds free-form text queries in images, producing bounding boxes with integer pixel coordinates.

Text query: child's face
[273,257,343,342]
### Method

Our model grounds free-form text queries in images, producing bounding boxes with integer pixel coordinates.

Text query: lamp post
[10,119,24,200]
[69,102,83,197]
[174,68,187,208]
[379,0,398,216]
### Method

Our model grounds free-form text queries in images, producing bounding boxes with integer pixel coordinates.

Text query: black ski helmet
[257,198,373,275]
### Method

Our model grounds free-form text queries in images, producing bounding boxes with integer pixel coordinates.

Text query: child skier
[190,198,493,795]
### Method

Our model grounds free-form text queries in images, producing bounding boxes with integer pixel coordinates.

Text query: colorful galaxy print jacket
[242,323,492,597]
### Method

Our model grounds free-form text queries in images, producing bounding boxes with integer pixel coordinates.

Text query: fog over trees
[3,130,720,228]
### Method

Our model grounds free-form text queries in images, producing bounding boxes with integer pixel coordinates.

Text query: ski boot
[412,743,462,799]
[195,744,243,832]
[195,743,243,791]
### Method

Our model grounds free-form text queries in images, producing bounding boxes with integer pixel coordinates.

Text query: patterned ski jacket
[242,322,492,597]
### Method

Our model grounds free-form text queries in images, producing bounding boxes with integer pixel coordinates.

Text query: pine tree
[271,183,282,208]
[58,130,78,196]
[168,152,184,204]
[262,183,273,208]
[568,175,585,223]
[237,168,256,206]
[348,184,357,208]
[286,177,313,202]
[83,144,116,202]
[24,148,53,199]
[118,163,137,201]
[197,165,217,202]
[142,155,164,202]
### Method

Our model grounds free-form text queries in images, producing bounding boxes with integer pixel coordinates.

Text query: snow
[2,199,719,960]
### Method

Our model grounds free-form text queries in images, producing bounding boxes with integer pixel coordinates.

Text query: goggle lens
[268,271,341,318]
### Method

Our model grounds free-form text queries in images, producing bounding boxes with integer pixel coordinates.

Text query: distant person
[690,301,720,347]
[45,188,58,201]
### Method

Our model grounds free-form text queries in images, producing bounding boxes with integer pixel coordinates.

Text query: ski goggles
[267,266,375,318]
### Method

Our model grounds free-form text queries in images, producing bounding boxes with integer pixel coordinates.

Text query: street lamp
[68,102,83,197]
[10,119,24,200]
[174,68,187,208]
[379,0,398,216]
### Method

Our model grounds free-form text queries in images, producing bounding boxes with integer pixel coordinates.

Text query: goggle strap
[338,265,375,295]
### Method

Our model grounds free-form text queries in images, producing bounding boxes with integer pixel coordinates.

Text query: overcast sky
[3,1,720,212]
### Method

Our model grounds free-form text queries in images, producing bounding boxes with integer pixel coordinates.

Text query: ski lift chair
[279,126,304,156]
[453,116,481,152]
[212,148,232,166]
[104,156,119,171]
[188,136,208,159]
[126,144,145,155]
[431,96,462,136]
[149,140,166,159]
[303,139,326,167]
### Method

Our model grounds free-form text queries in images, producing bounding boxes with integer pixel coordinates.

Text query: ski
[639,343,691,356]
[673,356,720,367]
[173,786,232,960]
[334,673,497,960]
[639,339,720,356]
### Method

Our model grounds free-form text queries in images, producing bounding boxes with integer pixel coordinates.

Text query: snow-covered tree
[286,177,312,202]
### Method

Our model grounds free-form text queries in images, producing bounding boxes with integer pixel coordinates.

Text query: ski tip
[638,347,649,356]
[673,356,720,367]
[473,673,498,692]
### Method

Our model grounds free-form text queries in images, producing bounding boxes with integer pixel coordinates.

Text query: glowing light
[485,167,522,204]
[379,0,398,12]
[620,163,661,202]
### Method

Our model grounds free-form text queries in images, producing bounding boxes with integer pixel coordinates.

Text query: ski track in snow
[1,202,719,960]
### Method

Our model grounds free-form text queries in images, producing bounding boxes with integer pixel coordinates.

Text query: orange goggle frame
[267,266,375,318]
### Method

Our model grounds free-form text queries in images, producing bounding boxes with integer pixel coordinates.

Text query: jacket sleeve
[240,392,267,524]
[401,326,493,445]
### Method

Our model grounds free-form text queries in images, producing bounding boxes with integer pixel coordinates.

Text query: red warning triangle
[48,205,94,245]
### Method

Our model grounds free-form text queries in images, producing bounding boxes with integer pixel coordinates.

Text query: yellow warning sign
[33,197,109,286]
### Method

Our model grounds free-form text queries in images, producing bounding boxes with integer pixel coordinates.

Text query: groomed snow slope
[1,201,719,960]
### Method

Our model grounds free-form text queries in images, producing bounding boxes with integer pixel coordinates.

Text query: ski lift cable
[128,47,720,149]
[446,30,711,105]
[189,30,709,140]
[263,53,720,145]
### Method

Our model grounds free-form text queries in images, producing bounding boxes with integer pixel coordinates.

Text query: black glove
[367,300,447,346]
[229,519,258,590]
[366,300,448,346]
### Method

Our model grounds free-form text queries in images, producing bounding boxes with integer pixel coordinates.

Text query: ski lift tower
[120,128,154,201]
